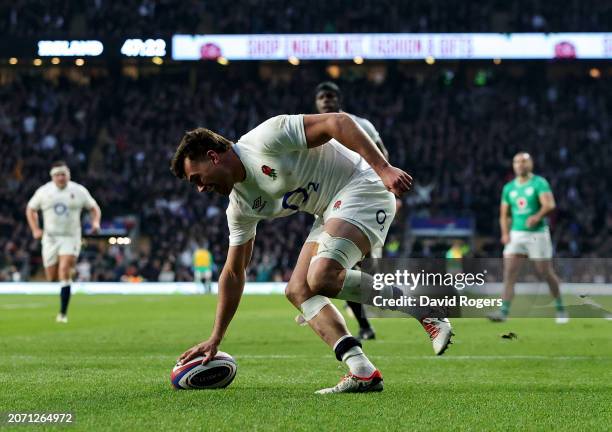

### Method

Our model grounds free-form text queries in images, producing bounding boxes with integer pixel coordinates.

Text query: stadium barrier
[0,282,611,295]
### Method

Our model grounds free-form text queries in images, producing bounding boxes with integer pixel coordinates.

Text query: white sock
[342,346,376,377]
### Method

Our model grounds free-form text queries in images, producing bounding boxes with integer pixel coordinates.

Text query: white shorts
[42,234,81,267]
[194,269,213,280]
[503,229,553,259]
[306,175,396,251]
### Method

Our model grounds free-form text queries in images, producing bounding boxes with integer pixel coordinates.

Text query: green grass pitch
[1,294,610,431]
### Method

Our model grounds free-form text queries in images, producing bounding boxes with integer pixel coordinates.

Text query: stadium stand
[1,0,610,36]
[1,64,610,281]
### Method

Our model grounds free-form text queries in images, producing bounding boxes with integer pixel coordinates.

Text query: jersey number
[282,182,320,211]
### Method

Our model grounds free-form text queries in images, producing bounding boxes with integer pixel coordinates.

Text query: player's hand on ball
[177,338,220,366]
[32,228,43,240]
[501,233,510,245]
[380,165,413,196]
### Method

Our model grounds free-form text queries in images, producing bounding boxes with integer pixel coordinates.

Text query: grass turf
[0,294,610,431]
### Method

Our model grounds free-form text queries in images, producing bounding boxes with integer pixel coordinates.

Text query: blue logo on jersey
[54,203,68,215]
[282,182,320,211]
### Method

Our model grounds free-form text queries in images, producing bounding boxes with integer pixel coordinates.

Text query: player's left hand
[526,215,540,228]
[90,222,101,234]
[379,165,413,196]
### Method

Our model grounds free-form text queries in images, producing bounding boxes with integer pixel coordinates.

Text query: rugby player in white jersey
[172,114,452,393]
[26,161,101,323]
[314,81,390,340]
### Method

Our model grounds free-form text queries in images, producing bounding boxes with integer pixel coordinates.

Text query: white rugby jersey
[27,181,98,237]
[227,114,376,246]
[349,114,381,144]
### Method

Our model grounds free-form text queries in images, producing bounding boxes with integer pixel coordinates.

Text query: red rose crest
[333,200,342,210]
[261,165,277,179]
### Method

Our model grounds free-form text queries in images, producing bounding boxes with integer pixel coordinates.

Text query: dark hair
[51,160,68,169]
[315,81,341,98]
[170,128,233,179]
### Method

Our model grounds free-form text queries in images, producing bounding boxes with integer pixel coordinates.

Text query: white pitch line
[0,303,47,309]
[237,355,611,361]
[2,354,609,362]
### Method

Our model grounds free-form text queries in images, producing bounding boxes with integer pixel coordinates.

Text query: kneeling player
[172,113,452,393]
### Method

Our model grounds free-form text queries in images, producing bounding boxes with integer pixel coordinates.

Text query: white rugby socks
[333,335,376,377]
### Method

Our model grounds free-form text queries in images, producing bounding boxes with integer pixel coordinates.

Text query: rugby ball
[171,352,237,390]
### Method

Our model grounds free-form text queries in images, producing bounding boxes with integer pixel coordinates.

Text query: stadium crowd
[1,0,609,36]
[1,64,610,282]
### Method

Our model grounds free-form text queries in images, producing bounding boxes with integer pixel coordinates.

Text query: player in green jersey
[489,152,568,323]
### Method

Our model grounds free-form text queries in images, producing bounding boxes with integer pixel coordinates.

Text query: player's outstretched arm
[302,113,412,196]
[177,238,254,365]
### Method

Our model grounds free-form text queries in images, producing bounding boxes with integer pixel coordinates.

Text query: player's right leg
[489,254,524,322]
[527,230,568,323]
[44,264,58,282]
[335,267,453,355]
[57,254,76,322]
[285,240,383,394]
[533,260,567,323]
[42,236,67,323]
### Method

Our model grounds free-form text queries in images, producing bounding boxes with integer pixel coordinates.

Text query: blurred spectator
[76,259,92,281]
[121,265,144,282]
[158,261,175,282]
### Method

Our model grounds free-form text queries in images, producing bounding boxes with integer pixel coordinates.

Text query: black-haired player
[314,81,389,340]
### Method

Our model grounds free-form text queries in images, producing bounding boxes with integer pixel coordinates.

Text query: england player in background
[490,152,568,323]
[172,113,453,394]
[313,81,390,340]
[26,161,101,323]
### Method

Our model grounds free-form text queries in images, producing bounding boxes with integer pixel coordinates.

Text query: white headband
[50,166,70,176]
